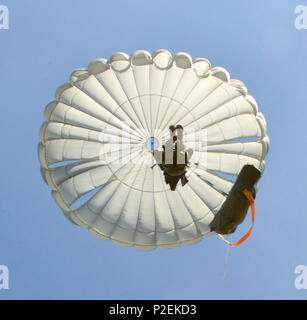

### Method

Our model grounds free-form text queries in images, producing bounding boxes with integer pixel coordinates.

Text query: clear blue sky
[0,0,306,299]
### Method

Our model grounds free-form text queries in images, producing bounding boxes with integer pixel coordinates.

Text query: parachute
[38,49,269,250]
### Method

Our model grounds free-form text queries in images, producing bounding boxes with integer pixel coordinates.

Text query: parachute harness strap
[217,189,255,247]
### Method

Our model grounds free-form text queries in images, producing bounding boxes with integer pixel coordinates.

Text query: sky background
[0,0,307,300]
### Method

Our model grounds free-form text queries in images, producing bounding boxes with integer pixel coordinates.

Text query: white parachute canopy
[38,49,269,251]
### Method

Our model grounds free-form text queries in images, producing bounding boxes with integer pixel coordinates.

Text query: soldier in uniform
[153,125,193,190]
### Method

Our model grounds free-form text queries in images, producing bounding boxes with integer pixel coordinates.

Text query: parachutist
[153,125,193,191]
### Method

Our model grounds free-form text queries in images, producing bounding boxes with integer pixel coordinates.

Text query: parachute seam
[63,102,71,126]
[41,122,48,144]
[54,145,143,192]
[152,69,168,131]
[117,94,199,144]
[49,122,99,144]
[191,170,232,198]
[156,168,180,244]
[74,75,143,137]
[64,85,145,141]
[103,101,147,144]
[188,174,225,216]
[184,176,216,218]
[195,165,234,186]
[205,149,262,162]
[160,71,201,132]
[233,114,244,138]
[81,176,215,237]
[113,70,149,134]
[43,136,141,146]
[131,64,151,133]
[62,138,70,162]
[159,79,194,130]
[182,80,243,131]
[169,77,223,129]
[148,64,153,135]
[85,148,147,226]
[54,161,107,188]
[60,100,144,141]
[70,174,218,236]
[204,135,261,145]
[184,107,256,135]
[175,188,203,239]
[152,167,158,246]
[71,175,81,200]
[132,161,152,245]
[47,104,143,142]
[156,67,185,130]
[109,156,148,241]
[87,198,213,235]
[86,210,213,235]
[50,171,60,190]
